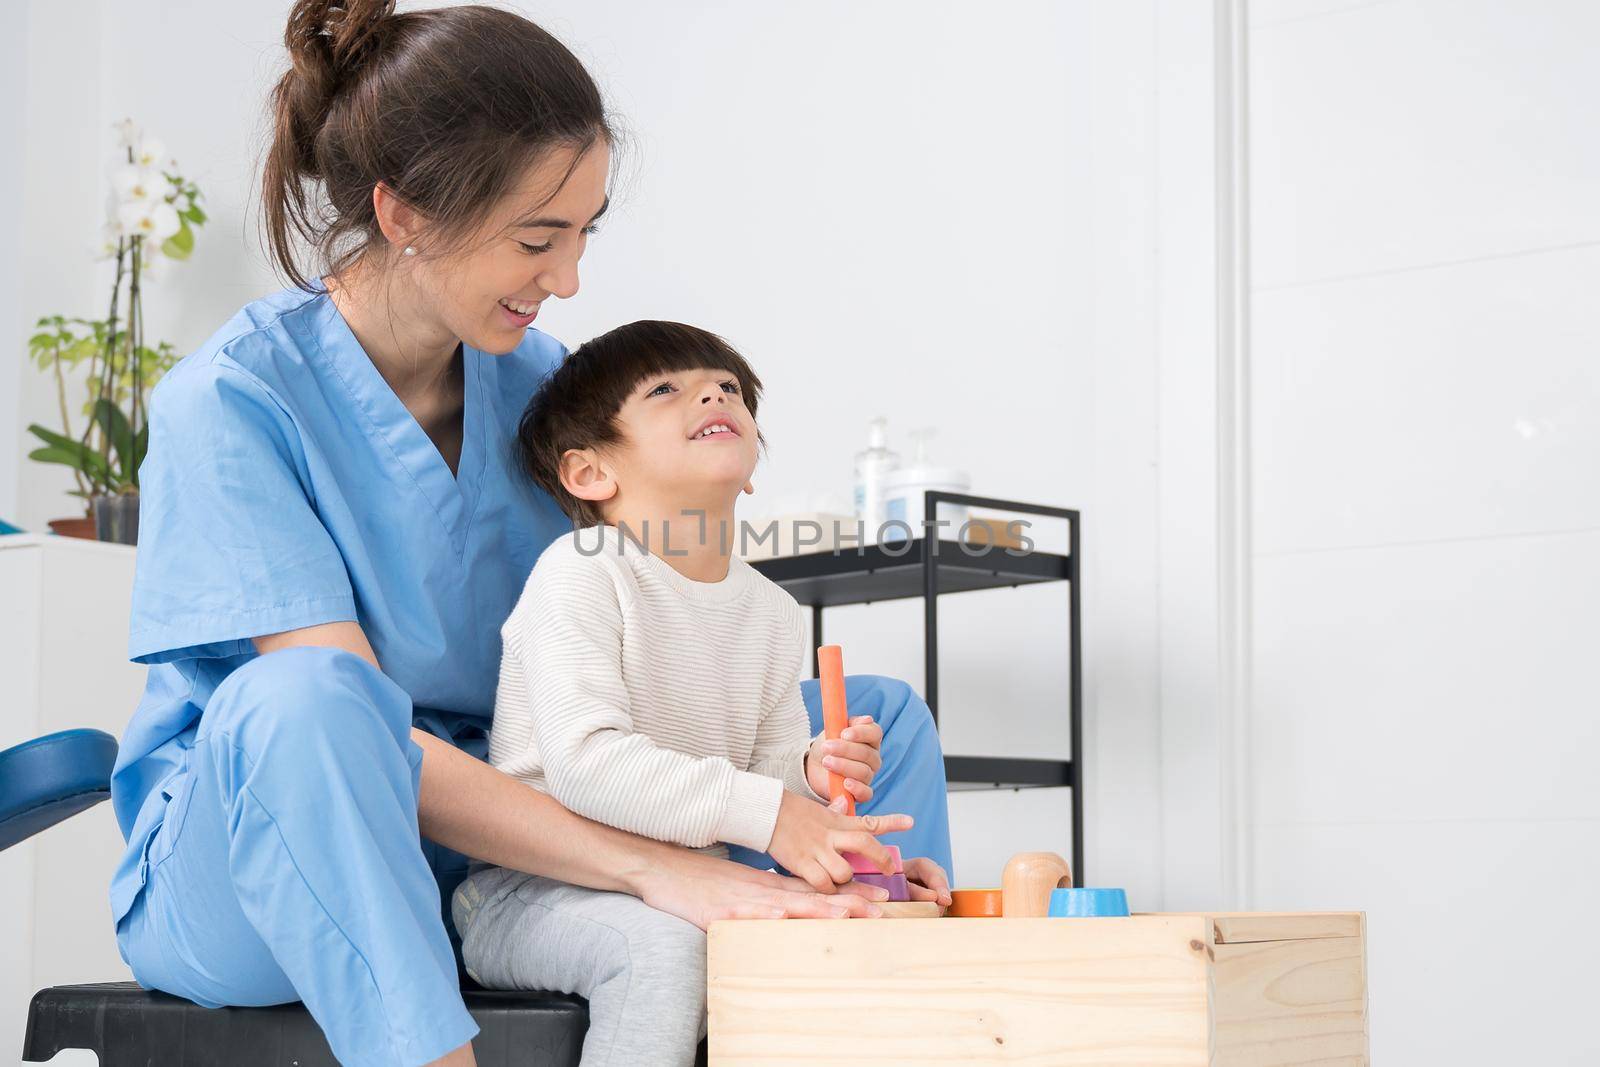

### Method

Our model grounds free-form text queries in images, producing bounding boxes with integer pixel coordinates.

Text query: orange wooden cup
[948,888,1003,918]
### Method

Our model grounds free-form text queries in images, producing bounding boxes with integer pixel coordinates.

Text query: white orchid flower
[113,118,140,149]
[111,165,164,207]
[133,137,166,170]
[118,198,181,242]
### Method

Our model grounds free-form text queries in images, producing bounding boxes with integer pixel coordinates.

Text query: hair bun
[286,0,397,85]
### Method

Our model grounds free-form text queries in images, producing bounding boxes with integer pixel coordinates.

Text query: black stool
[26,982,711,1065]
[24,982,590,1066]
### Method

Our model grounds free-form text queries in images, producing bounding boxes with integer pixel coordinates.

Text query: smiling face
[598,366,762,519]
[404,140,611,356]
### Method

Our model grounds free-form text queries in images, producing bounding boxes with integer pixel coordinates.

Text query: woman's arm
[253,622,902,926]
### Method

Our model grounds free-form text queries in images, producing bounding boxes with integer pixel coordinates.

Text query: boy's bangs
[587,321,762,418]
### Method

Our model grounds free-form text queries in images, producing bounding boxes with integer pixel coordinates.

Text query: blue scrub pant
[115,646,951,1067]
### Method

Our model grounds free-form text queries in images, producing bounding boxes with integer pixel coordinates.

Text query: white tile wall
[1249,0,1600,288]
[1248,0,1599,1061]
[1252,244,1600,554]
[1254,532,1600,826]
[1251,0,1399,29]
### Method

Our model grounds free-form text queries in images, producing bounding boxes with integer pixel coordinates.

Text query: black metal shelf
[751,491,1084,883]
[753,538,1073,609]
[944,756,1074,792]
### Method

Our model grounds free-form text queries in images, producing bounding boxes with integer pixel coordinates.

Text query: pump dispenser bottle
[853,417,900,545]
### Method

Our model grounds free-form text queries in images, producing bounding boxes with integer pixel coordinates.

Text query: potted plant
[25,118,204,544]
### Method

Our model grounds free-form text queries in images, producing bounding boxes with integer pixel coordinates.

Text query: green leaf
[94,399,135,481]
[27,424,89,456]
[161,219,195,260]
[64,337,100,365]
[32,428,111,480]
[29,446,87,469]
[25,426,111,485]
[28,445,112,483]
[182,204,207,225]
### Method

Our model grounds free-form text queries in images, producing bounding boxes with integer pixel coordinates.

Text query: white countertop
[0,532,137,557]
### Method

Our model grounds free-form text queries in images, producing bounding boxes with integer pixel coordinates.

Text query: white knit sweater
[489,524,823,855]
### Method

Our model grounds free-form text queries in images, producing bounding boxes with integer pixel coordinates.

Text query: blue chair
[0,729,117,851]
[8,729,628,1066]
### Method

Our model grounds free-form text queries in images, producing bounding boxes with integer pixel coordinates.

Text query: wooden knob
[1001,852,1073,918]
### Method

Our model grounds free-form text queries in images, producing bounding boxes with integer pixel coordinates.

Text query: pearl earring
[403,246,417,256]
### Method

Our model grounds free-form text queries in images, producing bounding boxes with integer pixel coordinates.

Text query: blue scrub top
[109,284,571,924]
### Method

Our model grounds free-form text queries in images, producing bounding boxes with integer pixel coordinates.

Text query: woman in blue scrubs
[110,4,952,1066]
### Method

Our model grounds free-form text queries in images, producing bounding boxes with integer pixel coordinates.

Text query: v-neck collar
[307,289,487,556]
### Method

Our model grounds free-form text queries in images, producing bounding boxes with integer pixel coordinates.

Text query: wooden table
[708,911,1367,1065]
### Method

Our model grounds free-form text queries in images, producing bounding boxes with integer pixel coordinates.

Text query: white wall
[8,0,1174,910]
[1245,0,1600,1062]
[0,3,33,523]
[16,0,123,532]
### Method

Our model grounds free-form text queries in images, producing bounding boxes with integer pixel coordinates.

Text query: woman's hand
[767,789,911,893]
[805,715,883,806]
[635,845,891,931]
[903,855,953,907]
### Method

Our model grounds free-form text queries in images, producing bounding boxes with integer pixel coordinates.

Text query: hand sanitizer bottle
[882,428,971,543]
[853,417,899,545]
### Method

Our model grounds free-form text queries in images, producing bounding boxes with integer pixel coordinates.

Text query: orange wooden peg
[816,644,853,816]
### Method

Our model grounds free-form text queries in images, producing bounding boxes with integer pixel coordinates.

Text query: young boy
[452,321,943,1066]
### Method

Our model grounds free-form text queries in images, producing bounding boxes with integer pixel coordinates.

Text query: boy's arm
[747,687,826,802]
[500,551,784,852]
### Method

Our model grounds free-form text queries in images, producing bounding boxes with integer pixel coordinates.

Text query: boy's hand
[805,715,882,805]
[768,789,912,894]
[903,855,954,907]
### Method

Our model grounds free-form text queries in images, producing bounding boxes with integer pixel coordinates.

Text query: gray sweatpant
[451,866,707,1067]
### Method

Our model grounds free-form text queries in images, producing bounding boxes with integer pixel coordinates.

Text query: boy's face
[601,365,760,515]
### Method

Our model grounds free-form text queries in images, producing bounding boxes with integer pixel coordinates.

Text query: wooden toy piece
[1048,887,1130,918]
[816,644,853,816]
[947,888,1003,918]
[844,845,902,875]
[875,902,944,919]
[851,872,910,901]
[1001,851,1073,918]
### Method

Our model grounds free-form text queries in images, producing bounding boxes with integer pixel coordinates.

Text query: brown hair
[263,0,611,289]
[519,321,766,526]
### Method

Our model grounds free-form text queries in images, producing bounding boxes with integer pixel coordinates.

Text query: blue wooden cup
[1048,887,1130,917]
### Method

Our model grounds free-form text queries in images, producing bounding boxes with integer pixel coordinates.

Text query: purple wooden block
[852,872,910,901]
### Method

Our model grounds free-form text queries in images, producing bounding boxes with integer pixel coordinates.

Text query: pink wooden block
[844,845,902,875]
